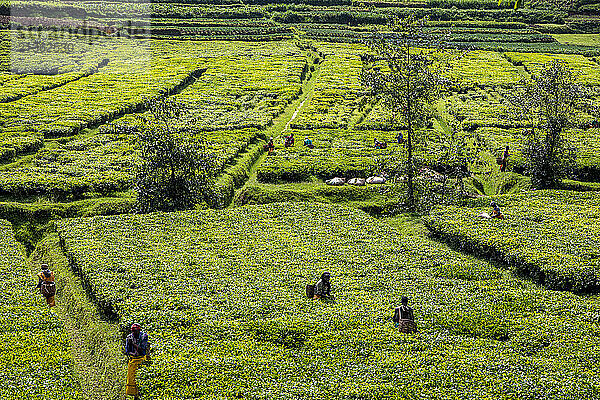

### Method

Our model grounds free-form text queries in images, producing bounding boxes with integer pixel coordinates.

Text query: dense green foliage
[54,202,600,398]
[425,190,600,293]
[1,31,599,203]
[0,220,83,399]
[134,99,218,213]
[3,3,600,397]
[0,37,307,200]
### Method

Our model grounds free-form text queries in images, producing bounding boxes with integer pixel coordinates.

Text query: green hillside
[2,0,600,398]
[52,202,600,399]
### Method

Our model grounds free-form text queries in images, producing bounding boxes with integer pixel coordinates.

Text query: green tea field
[53,203,600,398]
[3,0,600,398]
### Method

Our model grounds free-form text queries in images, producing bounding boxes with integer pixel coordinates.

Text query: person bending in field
[284,132,295,148]
[304,136,314,149]
[500,145,509,172]
[490,201,504,219]
[313,272,332,300]
[393,296,417,334]
[374,138,387,149]
[125,323,149,399]
[479,201,504,220]
[266,137,275,155]
[37,263,56,307]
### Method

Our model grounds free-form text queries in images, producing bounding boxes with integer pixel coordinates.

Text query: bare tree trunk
[406,45,415,210]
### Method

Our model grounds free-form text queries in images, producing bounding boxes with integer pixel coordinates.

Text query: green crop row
[209,140,265,208]
[0,33,213,157]
[290,44,364,130]
[256,129,406,182]
[0,39,308,200]
[0,133,134,200]
[54,202,600,398]
[504,51,600,85]
[0,65,99,103]
[425,190,600,293]
[0,219,83,399]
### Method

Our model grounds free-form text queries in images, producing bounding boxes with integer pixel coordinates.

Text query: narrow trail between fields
[283,94,309,133]
[28,236,124,400]
[226,53,323,208]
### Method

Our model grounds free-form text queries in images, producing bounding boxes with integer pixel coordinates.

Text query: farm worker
[397,132,404,144]
[284,132,295,147]
[36,264,56,307]
[313,272,332,300]
[490,201,504,219]
[267,137,275,155]
[393,296,417,334]
[374,138,387,149]
[125,323,149,399]
[304,136,314,149]
[500,145,509,172]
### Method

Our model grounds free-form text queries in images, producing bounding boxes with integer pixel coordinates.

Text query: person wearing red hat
[124,323,149,399]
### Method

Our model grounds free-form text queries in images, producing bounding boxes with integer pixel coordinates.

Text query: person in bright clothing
[125,323,149,399]
[36,264,56,307]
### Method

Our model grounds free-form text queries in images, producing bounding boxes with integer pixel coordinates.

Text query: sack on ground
[306,284,315,298]
[40,281,56,297]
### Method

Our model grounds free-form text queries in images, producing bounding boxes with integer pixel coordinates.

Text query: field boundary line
[0,59,110,104]
[30,232,124,400]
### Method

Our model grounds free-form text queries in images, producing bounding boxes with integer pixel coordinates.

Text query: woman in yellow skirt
[125,323,149,399]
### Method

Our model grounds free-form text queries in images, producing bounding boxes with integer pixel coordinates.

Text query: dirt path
[283,94,309,133]
[227,53,323,206]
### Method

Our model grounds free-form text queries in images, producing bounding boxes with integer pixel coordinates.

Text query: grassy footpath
[31,233,124,400]
[50,202,600,398]
[213,49,323,209]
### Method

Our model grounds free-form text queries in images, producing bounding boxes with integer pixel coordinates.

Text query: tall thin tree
[361,15,450,210]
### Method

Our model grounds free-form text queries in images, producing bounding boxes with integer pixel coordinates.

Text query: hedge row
[209,141,265,209]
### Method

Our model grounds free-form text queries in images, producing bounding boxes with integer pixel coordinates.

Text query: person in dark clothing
[313,272,332,300]
[397,132,405,144]
[500,145,509,172]
[284,132,295,148]
[266,137,275,155]
[393,296,417,333]
[125,324,149,399]
[125,324,148,357]
[490,201,504,219]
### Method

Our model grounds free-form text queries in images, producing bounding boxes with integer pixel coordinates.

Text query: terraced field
[3,1,600,398]
[1,27,599,206]
[54,202,600,398]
